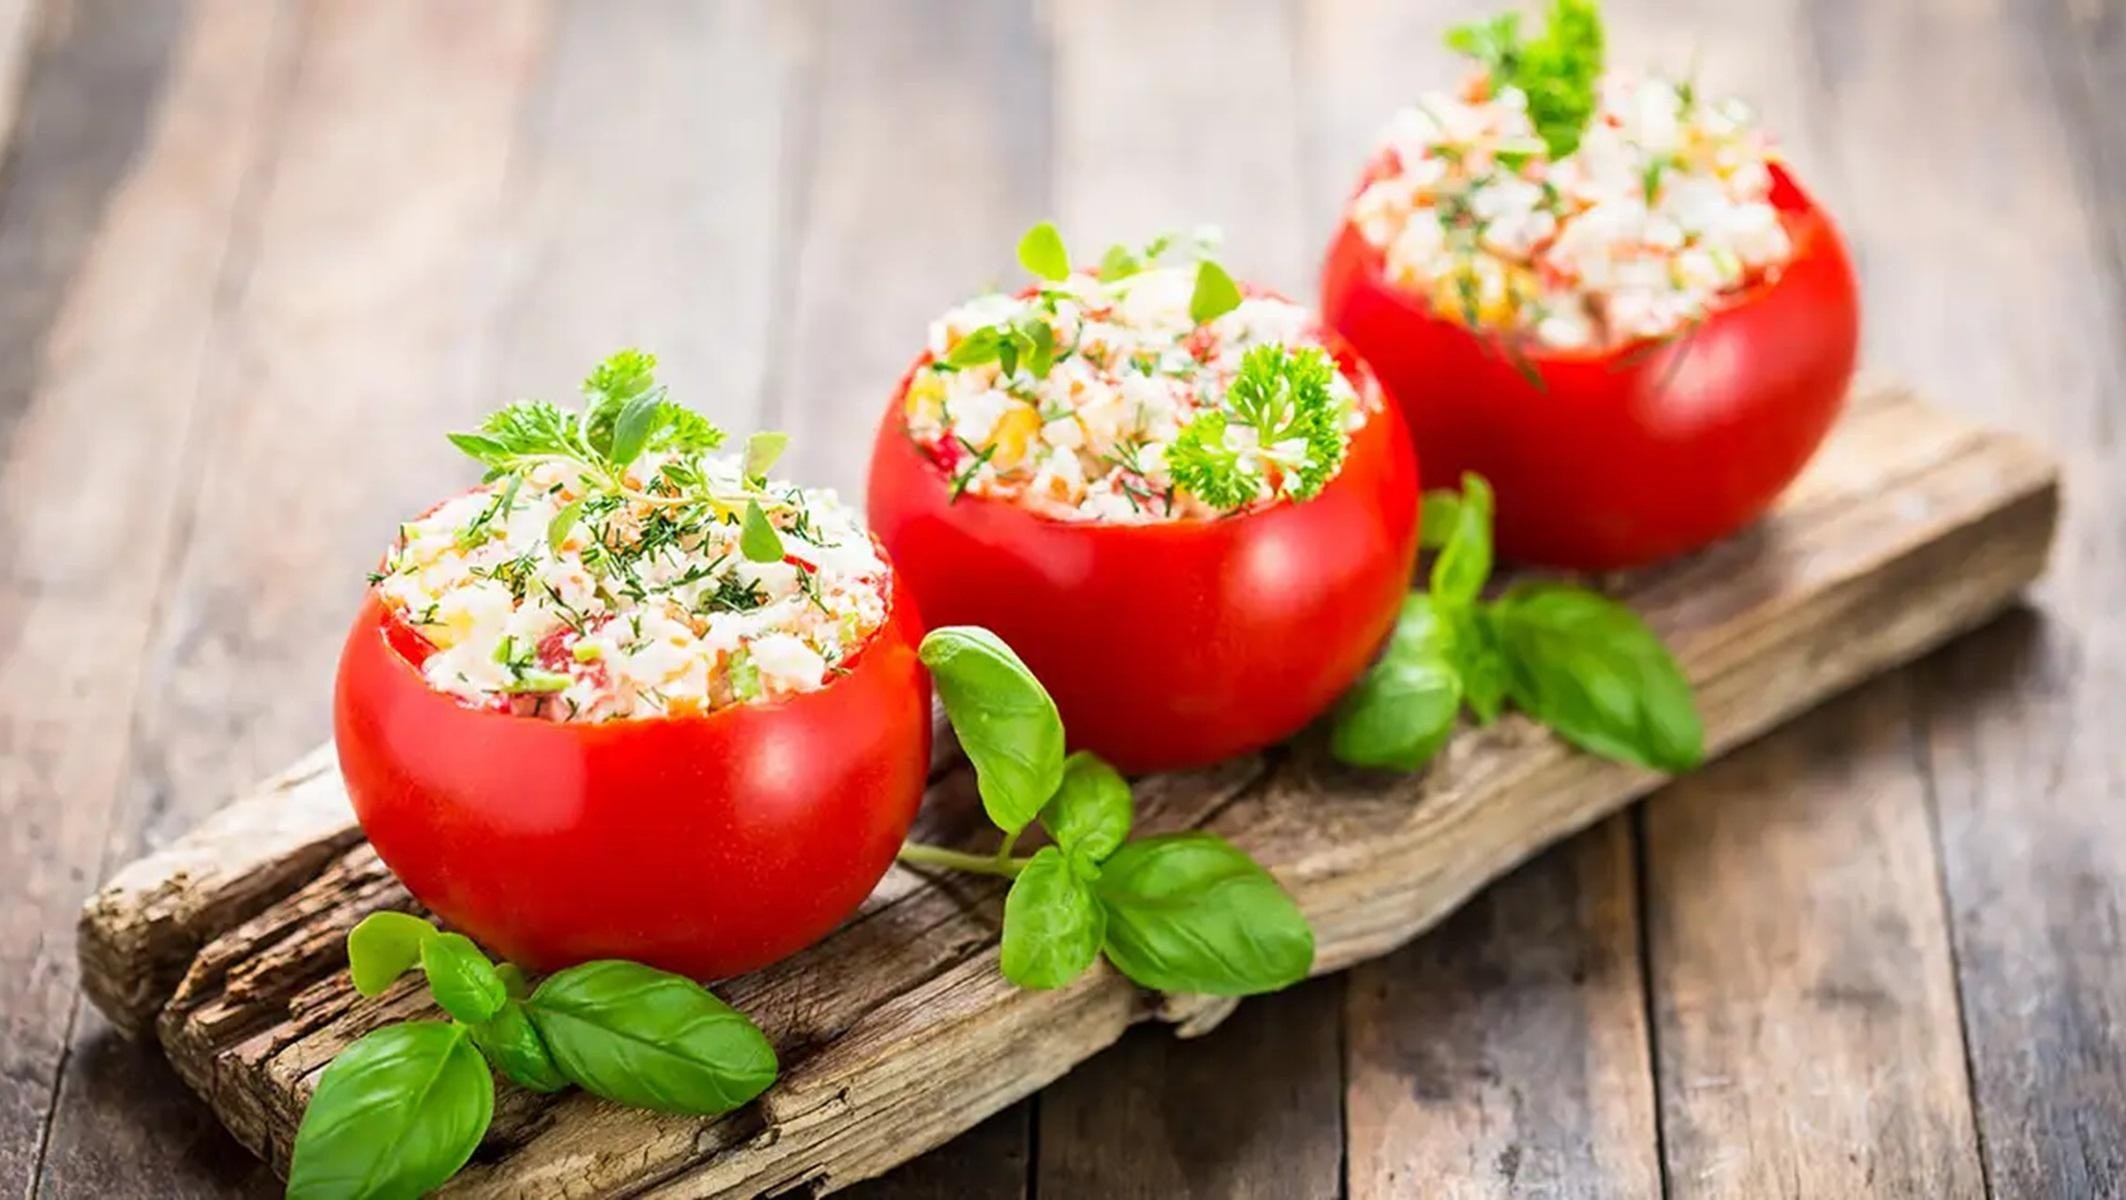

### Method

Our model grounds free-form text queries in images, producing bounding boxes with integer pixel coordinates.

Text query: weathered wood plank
[773,0,1050,499]
[1052,0,1307,288]
[0,0,291,1190]
[1344,818,1658,1200]
[1036,4,1349,1193]
[843,1103,1030,1200]
[0,0,37,156]
[1037,978,1345,1200]
[1643,683,1986,1199]
[1580,2,1988,1195]
[75,385,2058,1197]
[1298,7,1658,1194]
[37,1,555,1195]
[1816,0,2126,1194]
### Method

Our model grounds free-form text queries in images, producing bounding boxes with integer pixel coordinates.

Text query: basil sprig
[525,960,778,1113]
[906,629,1315,997]
[286,1021,492,1200]
[1095,834,1316,994]
[919,626,1065,834]
[1330,472,1704,774]
[290,914,778,1199]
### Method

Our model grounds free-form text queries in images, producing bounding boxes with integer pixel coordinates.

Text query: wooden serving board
[76,382,2057,1198]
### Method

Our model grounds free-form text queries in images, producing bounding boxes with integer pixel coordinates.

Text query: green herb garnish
[1330,471,1704,773]
[1446,0,1605,160]
[1166,343,1349,510]
[899,626,1315,997]
[290,915,775,1199]
[1189,258,1244,324]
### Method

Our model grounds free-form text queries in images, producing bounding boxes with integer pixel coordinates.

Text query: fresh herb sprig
[1446,0,1605,160]
[1166,343,1351,508]
[448,350,790,566]
[898,627,1316,996]
[937,222,1247,387]
[1331,472,1704,773]
[287,915,775,1199]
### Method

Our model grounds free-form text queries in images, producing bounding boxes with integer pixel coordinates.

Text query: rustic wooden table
[2,1,2119,1197]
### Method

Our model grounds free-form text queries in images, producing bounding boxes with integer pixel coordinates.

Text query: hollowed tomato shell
[866,344,1421,775]
[1321,160,1860,570]
[333,566,931,981]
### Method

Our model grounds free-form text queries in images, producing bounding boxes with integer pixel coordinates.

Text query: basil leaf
[1038,751,1132,863]
[546,496,585,550]
[1492,582,1704,771]
[286,1021,494,1200]
[1094,834,1314,996]
[742,431,789,482]
[1430,472,1494,604]
[1330,653,1462,772]
[944,326,1004,369]
[1388,592,1453,659]
[420,932,507,1025]
[1444,601,1509,725]
[1017,220,1071,281]
[607,391,665,467]
[1097,243,1140,281]
[346,911,436,998]
[1189,259,1244,325]
[1000,847,1105,989]
[918,626,1065,835]
[446,431,508,466]
[469,999,569,1094]
[740,500,784,564]
[496,963,532,1000]
[525,961,778,1114]
[1020,317,1057,379]
[1419,490,1462,551]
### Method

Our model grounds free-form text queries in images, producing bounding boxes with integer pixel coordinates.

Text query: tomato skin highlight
[1321,161,1860,571]
[333,573,931,981]
[865,352,1421,775]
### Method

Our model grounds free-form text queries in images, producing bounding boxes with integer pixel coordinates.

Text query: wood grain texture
[1344,818,1658,1200]
[773,0,1049,498]
[1813,0,2126,1195]
[1036,2,1350,1191]
[73,387,2059,1197]
[1643,683,1986,1199]
[843,1103,1031,1200]
[0,0,36,155]
[1037,978,1346,1200]
[0,0,292,1190]
[5,1,2119,1195]
[33,3,553,1196]
[1298,6,1667,1196]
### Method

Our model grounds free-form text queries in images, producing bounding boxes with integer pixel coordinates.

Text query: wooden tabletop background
[1,1,2120,1197]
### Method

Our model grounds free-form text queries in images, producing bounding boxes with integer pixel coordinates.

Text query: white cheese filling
[372,458,889,722]
[904,263,1372,523]
[1348,70,1795,351]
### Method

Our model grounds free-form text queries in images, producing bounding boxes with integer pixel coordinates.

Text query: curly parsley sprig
[1446,0,1605,159]
[1166,343,1351,509]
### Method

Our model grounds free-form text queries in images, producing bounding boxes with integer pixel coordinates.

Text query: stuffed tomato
[867,241,1421,774]
[1321,6,1859,570]
[336,353,930,981]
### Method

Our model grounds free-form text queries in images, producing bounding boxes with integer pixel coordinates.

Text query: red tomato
[1321,160,1860,570]
[333,566,931,981]
[865,342,1421,775]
